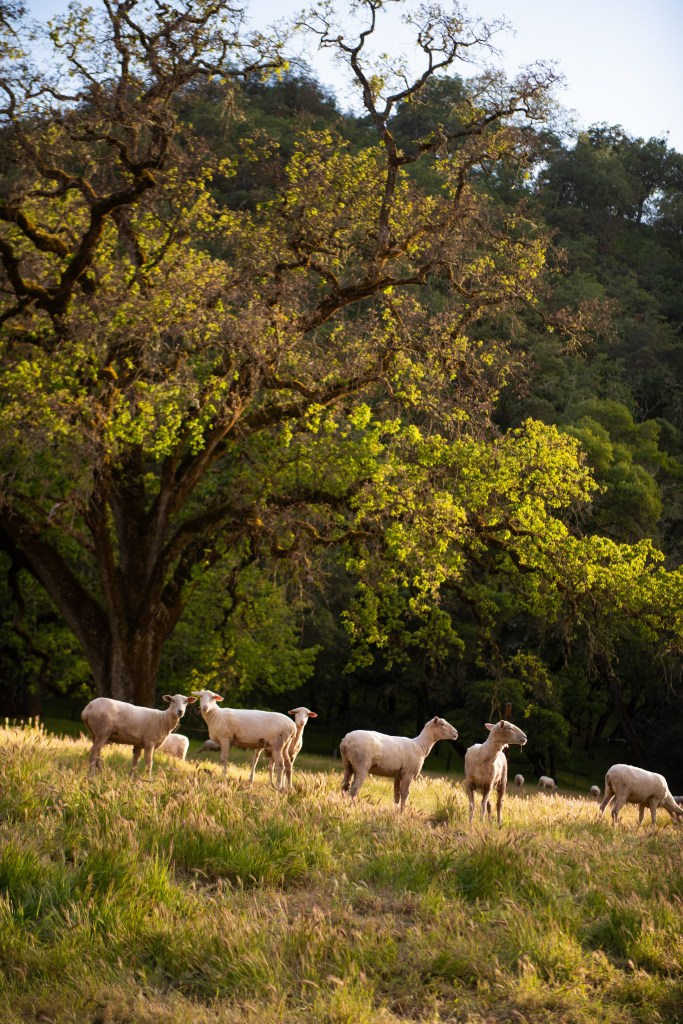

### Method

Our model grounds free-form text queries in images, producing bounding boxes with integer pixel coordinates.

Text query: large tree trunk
[595,653,649,767]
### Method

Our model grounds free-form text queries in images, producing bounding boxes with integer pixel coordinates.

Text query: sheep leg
[249,748,263,785]
[142,742,155,777]
[398,775,411,813]
[281,747,293,792]
[220,739,232,777]
[341,754,354,795]
[598,782,615,818]
[88,737,107,773]
[465,782,476,825]
[393,778,401,805]
[610,795,626,823]
[348,763,370,800]
[271,750,286,791]
[648,799,658,826]
[130,746,143,774]
[495,784,504,826]
[481,787,493,821]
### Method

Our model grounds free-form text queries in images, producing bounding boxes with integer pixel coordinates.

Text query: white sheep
[200,706,318,787]
[538,775,557,791]
[598,763,683,826]
[464,720,527,825]
[589,784,601,799]
[340,716,459,812]
[81,694,196,775]
[192,689,296,791]
[514,773,525,789]
[158,733,190,760]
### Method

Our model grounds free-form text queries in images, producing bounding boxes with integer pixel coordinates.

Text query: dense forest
[1,0,683,781]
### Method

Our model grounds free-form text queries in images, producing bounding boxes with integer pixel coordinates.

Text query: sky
[26,0,683,151]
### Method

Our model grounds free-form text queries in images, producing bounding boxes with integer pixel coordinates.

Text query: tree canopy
[2,0,683,774]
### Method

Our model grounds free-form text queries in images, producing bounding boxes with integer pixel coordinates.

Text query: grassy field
[1,722,682,1023]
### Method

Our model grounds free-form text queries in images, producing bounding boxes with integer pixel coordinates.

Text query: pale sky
[26,0,683,152]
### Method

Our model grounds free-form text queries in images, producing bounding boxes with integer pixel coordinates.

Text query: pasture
[1,721,682,1023]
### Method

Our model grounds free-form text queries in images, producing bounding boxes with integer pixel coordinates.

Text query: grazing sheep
[464,720,527,825]
[340,716,459,812]
[192,689,296,791]
[158,733,190,760]
[81,694,196,776]
[514,774,525,789]
[599,764,683,826]
[589,784,601,799]
[538,775,557,791]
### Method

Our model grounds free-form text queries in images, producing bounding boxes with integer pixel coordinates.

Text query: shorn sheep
[514,774,525,789]
[199,706,317,786]
[538,775,557,791]
[464,720,527,825]
[192,689,296,791]
[599,763,683,826]
[158,733,190,760]
[589,784,601,799]
[81,694,196,775]
[340,716,459,812]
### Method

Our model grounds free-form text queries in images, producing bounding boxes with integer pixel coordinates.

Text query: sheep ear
[186,696,197,704]
[162,695,172,703]
[308,711,318,718]
[213,693,224,701]
[485,722,494,731]
[288,709,296,716]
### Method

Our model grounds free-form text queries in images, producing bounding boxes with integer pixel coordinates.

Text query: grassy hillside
[1,723,682,1023]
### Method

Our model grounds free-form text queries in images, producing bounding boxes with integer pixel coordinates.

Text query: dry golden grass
[1,722,683,1023]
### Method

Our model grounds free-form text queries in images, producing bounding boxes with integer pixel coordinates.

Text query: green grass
[1,722,683,1023]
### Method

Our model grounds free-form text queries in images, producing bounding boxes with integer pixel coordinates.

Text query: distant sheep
[589,784,601,799]
[538,776,557,791]
[340,716,459,812]
[514,774,525,789]
[464,721,527,825]
[158,734,190,760]
[81,694,196,775]
[599,764,683,826]
[192,689,296,790]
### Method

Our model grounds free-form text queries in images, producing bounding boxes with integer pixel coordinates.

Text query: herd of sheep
[80,691,683,828]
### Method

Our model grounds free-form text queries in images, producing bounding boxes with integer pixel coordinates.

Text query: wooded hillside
[2,0,683,781]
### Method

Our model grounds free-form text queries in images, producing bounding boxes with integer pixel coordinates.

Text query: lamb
[598,763,683,826]
[81,694,196,775]
[192,689,296,791]
[589,784,601,799]
[463,720,527,825]
[538,775,557,791]
[340,716,459,812]
[158,733,190,760]
[199,706,318,786]
[514,774,525,789]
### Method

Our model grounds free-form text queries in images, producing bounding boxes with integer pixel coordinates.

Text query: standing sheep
[538,775,557,791]
[81,694,196,776]
[513,774,525,789]
[251,706,318,785]
[192,689,296,791]
[464,721,527,826]
[589,784,601,799]
[158,734,190,760]
[599,764,683,826]
[340,716,459,812]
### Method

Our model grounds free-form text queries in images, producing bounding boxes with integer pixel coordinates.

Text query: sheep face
[162,694,197,719]
[288,707,317,726]
[191,689,224,713]
[485,721,527,747]
[430,717,459,741]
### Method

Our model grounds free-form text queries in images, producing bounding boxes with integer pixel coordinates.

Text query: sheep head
[288,707,317,726]
[428,716,459,741]
[162,694,197,719]
[190,689,224,713]
[485,720,527,747]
